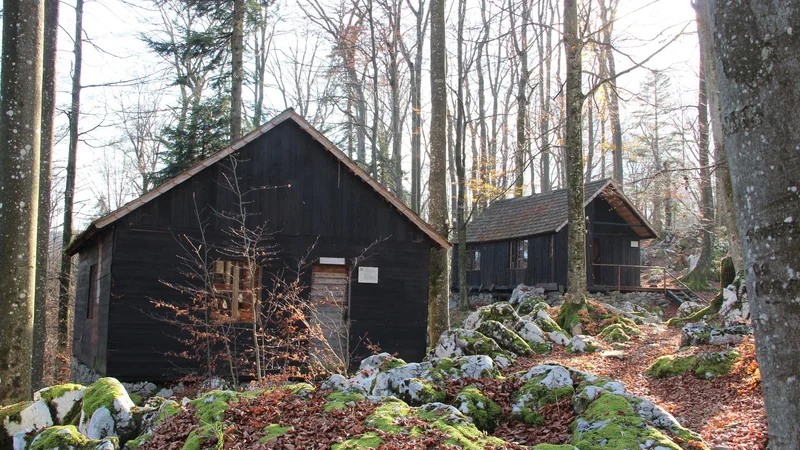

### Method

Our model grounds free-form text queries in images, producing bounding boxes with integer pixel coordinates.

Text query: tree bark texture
[32,0,59,391]
[427,0,450,345]
[58,0,84,356]
[707,1,800,446]
[0,0,44,403]
[230,0,244,141]
[563,0,586,297]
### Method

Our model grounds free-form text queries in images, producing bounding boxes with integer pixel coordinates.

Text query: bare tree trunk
[428,0,450,345]
[511,0,530,197]
[694,0,741,269]
[707,1,800,446]
[585,99,594,183]
[455,0,469,312]
[683,51,714,285]
[230,0,244,140]
[251,2,275,126]
[388,0,403,196]
[538,0,554,193]
[563,0,586,298]
[368,0,380,179]
[58,0,84,357]
[399,0,426,213]
[32,0,59,392]
[599,0,623,185]
[0,0,44,403]
[476,0,489,209]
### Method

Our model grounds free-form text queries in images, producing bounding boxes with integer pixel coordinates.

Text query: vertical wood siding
[74,120,434,381]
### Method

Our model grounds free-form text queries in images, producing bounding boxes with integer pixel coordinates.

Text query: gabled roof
[465,179,658,243]
[68,109,450,254]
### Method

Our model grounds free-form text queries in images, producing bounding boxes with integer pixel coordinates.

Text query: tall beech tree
[707,1,800,446]
[32,0,60,390]
[427,0,449,345]
[556,0,587,334]
[0,0,45,403]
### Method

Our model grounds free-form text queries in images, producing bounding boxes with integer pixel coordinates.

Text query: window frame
[210,259,262,322]
[509,239,529,270]
[467,248,481,271]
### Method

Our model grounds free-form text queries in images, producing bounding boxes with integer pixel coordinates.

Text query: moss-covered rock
[512,365,575,426]
[355,398,510,449]
[432,328,508,360]
[598,324,632,343]
[695,351,739,380]
[513,320,552,353]
[454,385,502,432]
[567,335,601,353]
[462,302,521,330]
[78,377,137,442]
[395,378,447,405]
[532,311,571,346]
[25,425,119,450]
[324,392,366,412]
[477,320,533,356]
[645,354,698,378]
[572,393,681,450]
[3,400,54,441]
[516,297,549,317]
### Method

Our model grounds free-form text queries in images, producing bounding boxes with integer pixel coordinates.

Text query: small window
[509,239,528,269]
[467,249,481,271]
[87,264,97,319]
[211,260,261,322]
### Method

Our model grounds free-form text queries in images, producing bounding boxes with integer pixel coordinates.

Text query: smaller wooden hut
[452,179,658,294]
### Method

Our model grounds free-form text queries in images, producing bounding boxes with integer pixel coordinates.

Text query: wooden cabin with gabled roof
[66,109,450,382]
[452,179,658,294]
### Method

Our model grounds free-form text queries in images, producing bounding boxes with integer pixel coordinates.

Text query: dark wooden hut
[452,179,658,294]
[66,109,450,382]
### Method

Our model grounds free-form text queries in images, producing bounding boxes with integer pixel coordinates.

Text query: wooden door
[310,265,349,366]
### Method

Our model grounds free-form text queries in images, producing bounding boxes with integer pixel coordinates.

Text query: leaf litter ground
[141,321,766,449]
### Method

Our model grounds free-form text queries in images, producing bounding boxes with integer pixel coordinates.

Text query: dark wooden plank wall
[590,196,643,287]
[452,234,555,289]
[92,120,432,381]
[72,229,113,374]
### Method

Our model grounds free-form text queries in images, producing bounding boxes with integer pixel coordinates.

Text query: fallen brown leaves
[142,319,767,449]
[508,324,767,449]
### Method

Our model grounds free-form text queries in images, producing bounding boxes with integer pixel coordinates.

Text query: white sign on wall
[319,257,346,265]
[631,240,640,248]
[358,267,379,284]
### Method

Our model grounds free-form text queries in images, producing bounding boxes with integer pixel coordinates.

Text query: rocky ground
[1,286,765,450]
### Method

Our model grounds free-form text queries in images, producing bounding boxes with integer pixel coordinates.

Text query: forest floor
[140,310,766,450]
[504,306,767,450]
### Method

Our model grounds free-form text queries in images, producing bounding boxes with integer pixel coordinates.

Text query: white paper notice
[358,267,379,283]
